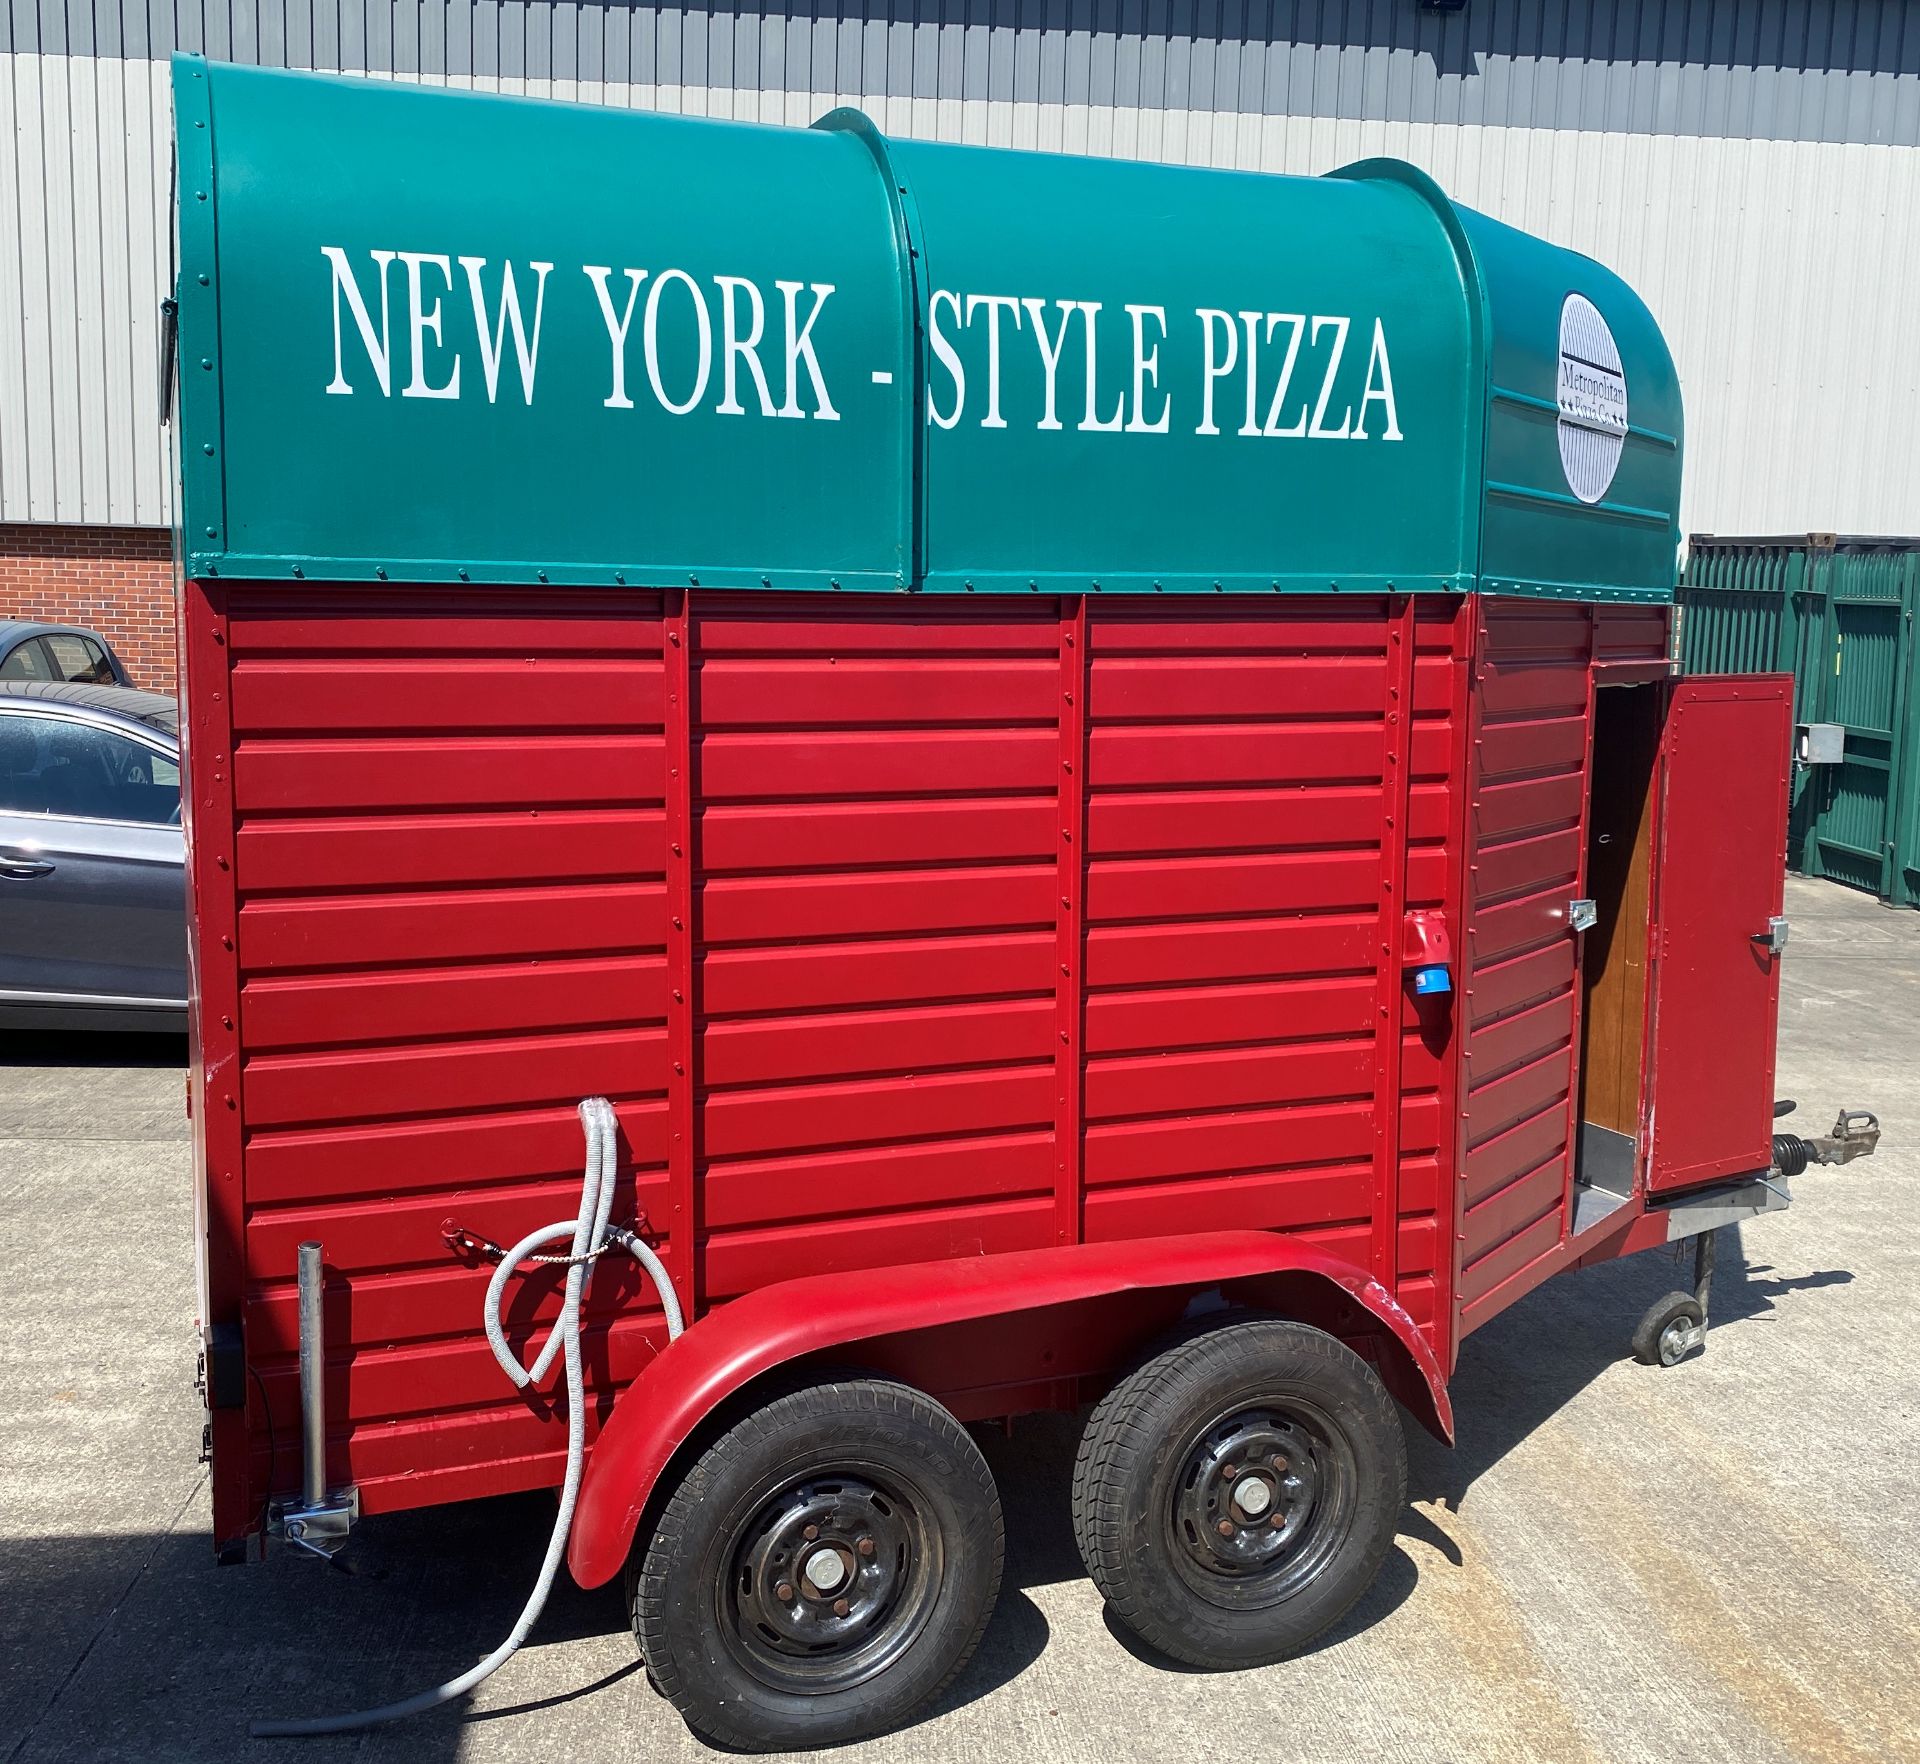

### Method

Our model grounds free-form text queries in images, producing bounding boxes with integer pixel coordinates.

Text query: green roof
[174,57,1682,602]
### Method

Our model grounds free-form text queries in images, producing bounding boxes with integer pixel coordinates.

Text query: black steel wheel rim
[1164,1397,1358,1609]
[719,1466,943,1695]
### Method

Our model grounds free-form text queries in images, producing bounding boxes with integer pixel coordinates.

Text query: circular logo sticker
[1556,294,1628,504]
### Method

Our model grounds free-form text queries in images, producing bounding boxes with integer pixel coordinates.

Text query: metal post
[1692,1227,1717,1322]
[297,1241,326,1507]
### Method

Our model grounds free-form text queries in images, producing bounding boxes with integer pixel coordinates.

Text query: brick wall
[0,523,176,694]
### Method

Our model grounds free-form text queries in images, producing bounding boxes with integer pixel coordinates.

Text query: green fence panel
[1899,547,1920,908]
[1679,538,1825,870]
[1679,534,1919,907]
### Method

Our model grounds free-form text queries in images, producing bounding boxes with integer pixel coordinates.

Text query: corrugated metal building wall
[1,1,1917,538]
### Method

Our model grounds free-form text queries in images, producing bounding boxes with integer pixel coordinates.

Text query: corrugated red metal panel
[198,586,1471,1544]
[1592,604,1673,664]
[1647,677,1793,1190]
[181,579,248,1554]
[1367,601,1419,1283]
[1077,599,1463,1352]
[218,586,672,1532]
[690,599,1061,1331]
[1451,600,1678,1345]
[1453,601,1590,1337]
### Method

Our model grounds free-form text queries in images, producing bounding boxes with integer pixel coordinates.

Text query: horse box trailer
[172,58,1879,1748]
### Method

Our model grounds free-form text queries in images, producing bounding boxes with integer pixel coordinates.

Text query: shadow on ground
[992,1226,1852,1675]
[1406,1224,1852,1513]
[14,1220,1861,1761]
[0,1028,188,1069]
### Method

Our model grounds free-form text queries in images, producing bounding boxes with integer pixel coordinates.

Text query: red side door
[1647,676,1794,1193]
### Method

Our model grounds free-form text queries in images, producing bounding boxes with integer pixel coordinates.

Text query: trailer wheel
[631,1376,1003,1751]
[1071,1317,1405,1669]
[1631,1292,1706,1367]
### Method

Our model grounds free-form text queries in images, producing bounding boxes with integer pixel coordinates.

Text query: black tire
[1631,1292,1705,1367]
[1071,1317,1406,1669]
[632,1375,1003,1751]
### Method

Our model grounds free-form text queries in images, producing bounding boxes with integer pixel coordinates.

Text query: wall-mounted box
[1800,722,1845,765]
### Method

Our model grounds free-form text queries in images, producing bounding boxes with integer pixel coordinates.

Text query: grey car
[0,681,185,1030]
[0,620,134,688]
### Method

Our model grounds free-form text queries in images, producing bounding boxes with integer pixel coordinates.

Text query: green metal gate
[1678,535,1919,907]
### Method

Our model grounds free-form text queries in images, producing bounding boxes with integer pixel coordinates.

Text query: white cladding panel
[1,52,172,526]
[1,35,1916,538]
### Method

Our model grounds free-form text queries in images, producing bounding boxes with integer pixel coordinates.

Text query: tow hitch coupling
[1772,1103,1881,1175]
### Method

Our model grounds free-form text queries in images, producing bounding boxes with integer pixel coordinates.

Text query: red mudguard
[569,1231,1451,1588]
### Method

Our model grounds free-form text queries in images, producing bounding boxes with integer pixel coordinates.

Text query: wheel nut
[1216,1519,1236,1537]
[857,1536,875,1557]
[802,1524,819,1541]
[833,1597,850,1617]
[1269,1514,1285,1530]
[775,1581,794,1601]
[1271,1454,1289,1472]
[1221,1463,1239,1481]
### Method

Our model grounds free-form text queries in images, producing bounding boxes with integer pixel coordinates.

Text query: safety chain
[441,1219,648,1267]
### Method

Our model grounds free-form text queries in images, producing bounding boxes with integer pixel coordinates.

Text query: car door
[0,710,186,1008]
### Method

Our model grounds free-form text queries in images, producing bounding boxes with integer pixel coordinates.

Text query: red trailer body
[184,579,1786,1567]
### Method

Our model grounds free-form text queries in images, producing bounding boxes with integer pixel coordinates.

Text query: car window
[0,713,180,825]
[0,639,53,681]
[0,713,50,810]
[43,634,116,684]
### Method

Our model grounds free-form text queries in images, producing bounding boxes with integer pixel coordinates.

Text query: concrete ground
[3,874,1916,1764]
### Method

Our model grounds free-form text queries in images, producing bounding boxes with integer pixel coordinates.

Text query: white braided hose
[252,1096,683,1738]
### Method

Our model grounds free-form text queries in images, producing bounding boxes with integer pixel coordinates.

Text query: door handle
[1751,916,1789,954]
[0,850,54,878]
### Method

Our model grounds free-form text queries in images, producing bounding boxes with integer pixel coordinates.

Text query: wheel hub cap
[1659,1316,1697,1365]
[1175,1410,1322,1576]
[803,1546,849,1593]
[724,1473,937,1694]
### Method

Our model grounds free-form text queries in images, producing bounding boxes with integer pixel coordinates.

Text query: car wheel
[632,1374,1003,1750]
